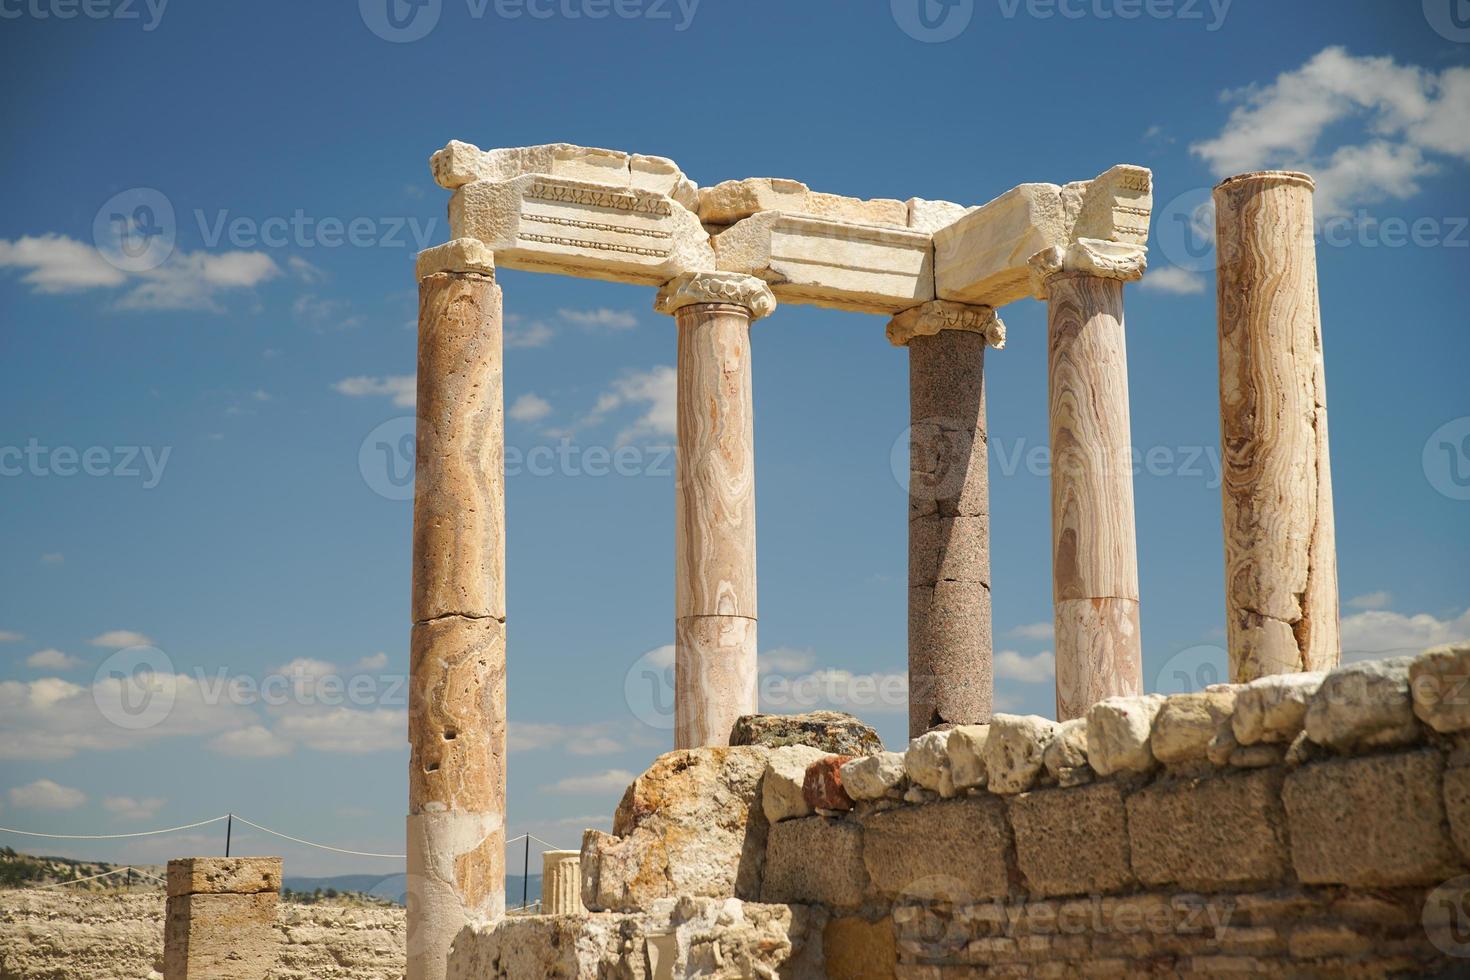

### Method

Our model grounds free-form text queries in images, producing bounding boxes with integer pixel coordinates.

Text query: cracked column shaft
[408,242,507,980]
[1214,171,1340,682]
[656,272,776,749]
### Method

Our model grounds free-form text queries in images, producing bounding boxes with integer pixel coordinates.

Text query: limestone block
[1009,783,1133,897]
[713,211,935,315]
[761,745,829,824]
[1283,750,1460,886]
[840,752,908,801]
[579,747,771,912]
[984,714,1059,795]
[165,857,281,898]
[1411,643,1470,733]
[947,724,990,791]
[1232,672,1324,745]
[933,183,1067,308]
[431,140,698,209]
[1043,718,1092,788]
[907,198,975,234]
[164,892,278,980]
[416,238,495,280]
[804,756,856,813]
[1126,770,1290,890]
[861,798,1011,902]
[448,174,714,286]
[823,916,898,980]
[762,816,869,908]
[699,177,907,228]
[1153,690,1238,765]
[1304,657,1421,751]
[733,711,884,756]
[1086,695,1165,776]
[887,300,1005,350]
[1443,763,1470,862]
[905,730,956,798]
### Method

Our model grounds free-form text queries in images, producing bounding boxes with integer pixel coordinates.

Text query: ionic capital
[416,238,496,281]
[887,300,1006,350]
[654,271,777,321]
[1028,239,1147,299]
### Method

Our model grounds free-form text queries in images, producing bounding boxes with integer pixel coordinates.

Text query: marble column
[1214,171,1339,681]
[888,301,1006,738]
[1030,241,1147,722]
[655,271,777,749]
[541,850,583,915]
[408,240,507,980]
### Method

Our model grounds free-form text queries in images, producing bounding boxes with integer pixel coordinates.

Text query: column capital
[1028,239,1147,299]
[417,238,496,281]
[888,299,1006,350]
[654,271,777,321]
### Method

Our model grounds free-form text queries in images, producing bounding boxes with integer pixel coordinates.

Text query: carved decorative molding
[1029,238,1148,299]
[654,271,778,321]
[887,299,1006,350]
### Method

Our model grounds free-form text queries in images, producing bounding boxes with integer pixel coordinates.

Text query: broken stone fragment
[838,752,907,801]
[907,197,976,233]
[1410,643,1470,734]
[761,745,829,825]
[1152,690,1238,765]
[802,756,856,813]
[934,182,1067,309]
[731,711,883,756]
[699,177,907,227]
[1043,717,1092,787]
[983,714,1058,794]
[415,238,495,280]
[430,140,699,210]
[1232,671,1324,745]
[1305,658,1421,752]
[1086,694,1165,776]
[904,730,956,798]
[947,724,990,791]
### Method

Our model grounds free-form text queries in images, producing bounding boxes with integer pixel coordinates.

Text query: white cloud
[1192,49,1470,216]
[334,375,416,408]
[1341,605,1470,663]
[581,366,676,445]
[995,649,1057,684]
[509,721,625,756]
[1347,591,1394,611]
[505,319,554,349]
[559,307,638,330]
[509,393,553,424]
[26,648,81,671]
[90,630,152,648]
[642,644,675,670]
[765,669,909,716]
[1008,622,1054,642]
[543,769,637,795]
[208,725,294,759]
[293,293,364,330]
[1141,267,1207,295]
[103,796,166,821]
[9,779,86,810]
[287,256,326,283]
[272,707,405,755]
[352,652,390,672]
[0,631,23,643]
[0,234,127,292]
[759,647,818,675]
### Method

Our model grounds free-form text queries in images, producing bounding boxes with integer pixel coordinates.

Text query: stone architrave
[431,140,699,210]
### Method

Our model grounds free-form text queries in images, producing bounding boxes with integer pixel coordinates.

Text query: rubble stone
[732,711,883,756]
[1304,658,1421,751]
[1086,694,1165,776]
[984,714,1059,794]
[761,745,829,824]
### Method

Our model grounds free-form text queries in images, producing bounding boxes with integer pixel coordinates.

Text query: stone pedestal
[656,272,777,749]
[163,857,281,980]
[1031,241,1146,721]
[888,300,1005,737]
[410,240,508,980]
[1213,172,1340,682]
[541,850,582,915]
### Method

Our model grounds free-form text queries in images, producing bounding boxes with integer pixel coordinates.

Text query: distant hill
[281,872,543,909]
[0,846,163,891]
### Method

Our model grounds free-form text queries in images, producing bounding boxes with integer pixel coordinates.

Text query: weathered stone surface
[841,752,908,801]
[541,850,582,916]
[1153,690,1237,765]
[1232,672,1323,745]
[409,615,507,814]
[431,140,698,209]
[934,183,1067,308]
[1086,695,1164,776]
[823,915,897,980]
[905,730,956,798]
[1127,769,1290,890]
[699,177,907,228]
[947,724,990,791]
[861,798,1012,902]
[1043,718,1092,787]
[887,300,1004,350]
[1010,783,1133,897]
[580,747,772,912]
[655,269,777,321]
[907,580,994,736]
[1444,762,1470,862]
[984,714,1059,794]
[762,816,869,908]
[449,173,714,286]
[673,615,758,750]
[732,711,884,756]
[907,198,975,234]
[1304,657,1420,751]
[416,238,495,280]
[1069,164,1153,245]
[713,211,934,315]
[761,745,829,824]
[1283,749,1461,887]
[804,756,857,813]
[1411,642,1470,734]
[164,892,278,980]
[165,857,281,898]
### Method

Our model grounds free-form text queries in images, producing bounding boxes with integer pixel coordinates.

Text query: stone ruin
[399,141,1455,978]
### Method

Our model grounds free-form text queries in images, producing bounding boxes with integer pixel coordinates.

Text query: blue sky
[1,0,1466,878]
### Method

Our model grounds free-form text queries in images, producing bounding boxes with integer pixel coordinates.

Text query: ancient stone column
[888,301,1006,737]
[541,850,583,915]
[1214,171,1340,681]
[409,240,507,980]
[164,857,282,980]
[1030,241,1147,721]
[654,271,777,749]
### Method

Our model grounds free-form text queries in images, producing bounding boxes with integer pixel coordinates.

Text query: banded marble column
[888,301,1007,737]
[408,240,507,980]
[654,271,777,749]
[1214,171,1339,681]
[1029,240,1147,721]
